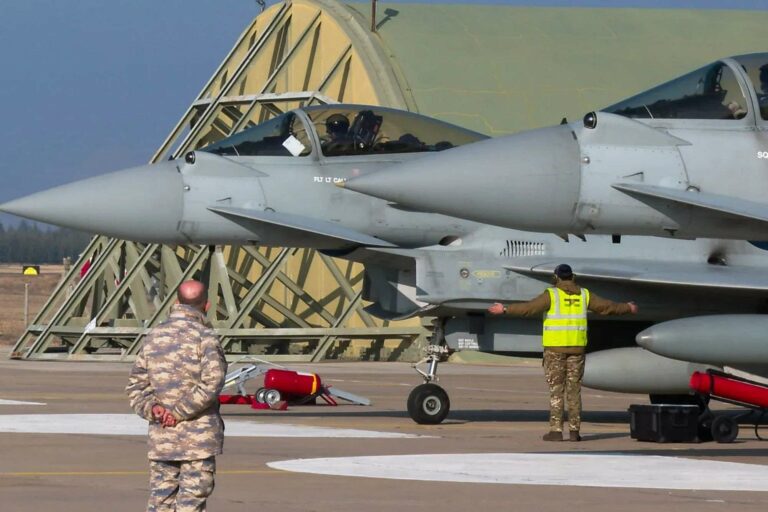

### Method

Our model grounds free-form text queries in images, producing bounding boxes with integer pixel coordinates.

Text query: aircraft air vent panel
[502,240,547,258]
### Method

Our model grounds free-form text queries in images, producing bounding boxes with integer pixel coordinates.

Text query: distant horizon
[0,218,85,233]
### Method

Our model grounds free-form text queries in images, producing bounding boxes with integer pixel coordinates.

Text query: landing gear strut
[408,342,451,424]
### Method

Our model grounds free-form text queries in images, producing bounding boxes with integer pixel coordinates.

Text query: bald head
[178,280,207,311]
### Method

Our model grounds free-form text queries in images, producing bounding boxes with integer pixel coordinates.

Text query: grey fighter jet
[0,105,486,248]
[341,53,768,241]
[5,104,768,425]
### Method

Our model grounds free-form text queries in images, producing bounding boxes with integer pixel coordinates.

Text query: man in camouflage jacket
[126,280,228,511]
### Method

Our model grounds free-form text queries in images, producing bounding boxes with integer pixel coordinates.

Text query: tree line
[0,222,92,264]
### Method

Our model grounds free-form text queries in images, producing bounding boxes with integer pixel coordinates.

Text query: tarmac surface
[0,350,767,511]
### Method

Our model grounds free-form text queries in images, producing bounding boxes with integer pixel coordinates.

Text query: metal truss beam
[14,0,426,362]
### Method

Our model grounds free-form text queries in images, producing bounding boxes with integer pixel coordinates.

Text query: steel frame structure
[12,0,426,362]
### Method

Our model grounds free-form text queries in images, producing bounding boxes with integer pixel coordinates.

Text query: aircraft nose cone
[636,315,768,366]
[343,124,581,230]
[0,161,184,242]
[635,326,658,350]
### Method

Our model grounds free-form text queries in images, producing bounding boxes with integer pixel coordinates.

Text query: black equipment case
[628,404,700,443]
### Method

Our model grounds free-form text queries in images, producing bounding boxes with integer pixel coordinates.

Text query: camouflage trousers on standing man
[148,457,216,512]
[543,349,586,432]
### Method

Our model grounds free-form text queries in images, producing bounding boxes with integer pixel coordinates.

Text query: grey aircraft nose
[342,124,581,231]
[0,161,185,243]
[637,315,768,366]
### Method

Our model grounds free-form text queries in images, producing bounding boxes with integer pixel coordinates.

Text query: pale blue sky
[1,0,767,225]
[392,0,768,5]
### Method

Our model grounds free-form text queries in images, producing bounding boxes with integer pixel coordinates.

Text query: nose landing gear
[408,343,451,424]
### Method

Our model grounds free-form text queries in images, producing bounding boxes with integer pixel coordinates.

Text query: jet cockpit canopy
[200,104,487,158]
[604,53,768,121]
[732,53,768,120]
[201,111,313,157]
[303,105,488,157]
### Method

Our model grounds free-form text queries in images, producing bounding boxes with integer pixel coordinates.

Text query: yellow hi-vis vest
[542,287,589,347]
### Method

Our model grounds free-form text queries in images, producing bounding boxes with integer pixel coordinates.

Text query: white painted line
[268,453,768,492]
[0,414,422,438]
[0,399,46,406]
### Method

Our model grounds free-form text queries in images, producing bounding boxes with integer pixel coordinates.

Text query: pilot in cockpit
[321,113,353,156]
[759,64,768,117]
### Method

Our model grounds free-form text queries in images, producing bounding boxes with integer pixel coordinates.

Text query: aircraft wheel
[407,383,450,425]
[711,415,739,443]
[255,387,267,404]
[264,388,282,407]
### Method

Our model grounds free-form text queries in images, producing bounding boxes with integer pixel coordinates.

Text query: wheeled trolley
[219,358,370,410]
[689,369,768,443]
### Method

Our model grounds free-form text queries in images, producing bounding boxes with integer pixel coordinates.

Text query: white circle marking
[268,453,768,491]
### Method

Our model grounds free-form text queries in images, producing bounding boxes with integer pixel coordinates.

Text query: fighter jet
[341,53,768,241]
[5,104,768,425]
[0,105,486,248]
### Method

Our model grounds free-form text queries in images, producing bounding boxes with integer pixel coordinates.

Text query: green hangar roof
[348,3,768,134]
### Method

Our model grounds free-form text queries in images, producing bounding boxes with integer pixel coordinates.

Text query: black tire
[711,415,739,443]
[697,417,714,443]
[264,388,282,406]
[255,387,267,404]
[407,383,450,425]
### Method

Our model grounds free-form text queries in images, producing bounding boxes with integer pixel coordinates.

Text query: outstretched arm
[488,291,550,317]
[588,293,637,315]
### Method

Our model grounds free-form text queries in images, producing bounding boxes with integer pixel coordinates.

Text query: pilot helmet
[326,113,350,136]
[760,64,768,89]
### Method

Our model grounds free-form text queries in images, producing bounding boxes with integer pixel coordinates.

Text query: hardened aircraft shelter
[14,0,768,361]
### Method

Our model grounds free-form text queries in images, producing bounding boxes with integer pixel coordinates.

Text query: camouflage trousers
[148,457,216,512]
[542,349,585,432]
